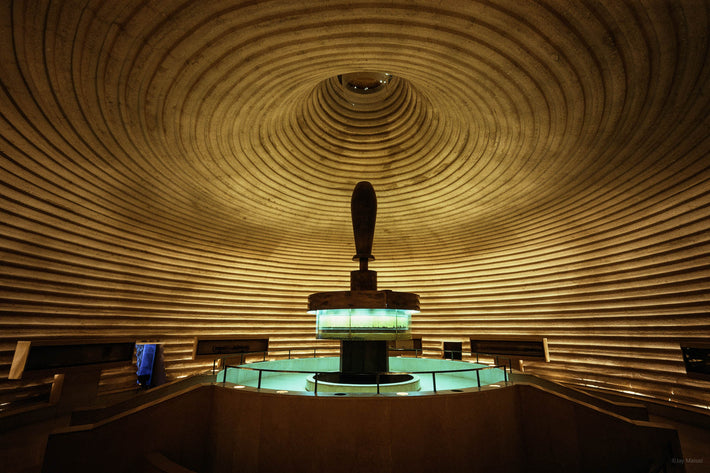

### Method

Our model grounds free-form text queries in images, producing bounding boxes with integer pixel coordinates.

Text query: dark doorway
[443,341,462,360]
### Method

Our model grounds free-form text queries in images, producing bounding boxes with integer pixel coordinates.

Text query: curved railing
[216,349,510,394]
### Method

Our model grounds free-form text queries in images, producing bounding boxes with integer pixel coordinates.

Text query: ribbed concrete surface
[0,0,708,409]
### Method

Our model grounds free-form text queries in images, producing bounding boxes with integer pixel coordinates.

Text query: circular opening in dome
[338,72,391,94]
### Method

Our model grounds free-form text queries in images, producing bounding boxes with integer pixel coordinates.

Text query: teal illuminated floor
[217,356,507,393]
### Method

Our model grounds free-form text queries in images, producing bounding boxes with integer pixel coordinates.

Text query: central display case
[307,181,420,379]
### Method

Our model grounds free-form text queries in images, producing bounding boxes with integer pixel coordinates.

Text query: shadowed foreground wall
[42,384,682,473]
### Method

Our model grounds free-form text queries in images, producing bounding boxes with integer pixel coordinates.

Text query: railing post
[376,373,381,394]
[314,372,318,396]
[223,365,228,385]
[504,366,508,383]
[257,370,263,389]
[432,372,437,392]
[476,369,481,388]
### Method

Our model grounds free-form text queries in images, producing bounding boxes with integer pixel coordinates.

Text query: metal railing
[217,350,510,395]
[212,347,333,373]
[384,347,423,357]
[472,352,515,374]
[212,346,504,371]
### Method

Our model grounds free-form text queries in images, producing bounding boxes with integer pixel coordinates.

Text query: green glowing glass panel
[312,308,416,340]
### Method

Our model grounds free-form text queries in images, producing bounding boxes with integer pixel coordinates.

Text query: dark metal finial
[351,181,377,268]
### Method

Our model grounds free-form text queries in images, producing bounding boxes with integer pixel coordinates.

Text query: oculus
[338,72,392,94]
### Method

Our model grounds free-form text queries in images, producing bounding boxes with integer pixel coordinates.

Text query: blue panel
[136,344,157,387]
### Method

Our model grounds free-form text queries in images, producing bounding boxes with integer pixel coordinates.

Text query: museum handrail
[215,346,486,369]
[220,360,509,394]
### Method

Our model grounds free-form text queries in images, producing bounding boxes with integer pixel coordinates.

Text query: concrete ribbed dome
[1,0,708,409]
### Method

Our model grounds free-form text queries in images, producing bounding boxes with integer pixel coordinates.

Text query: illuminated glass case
[311,308,417,340]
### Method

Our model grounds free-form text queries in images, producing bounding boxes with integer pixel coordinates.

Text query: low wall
[510,372,649,420]
[209,385,522,473]
[516,384,683,472]
[42,383,683,473]
[43,385,213,473]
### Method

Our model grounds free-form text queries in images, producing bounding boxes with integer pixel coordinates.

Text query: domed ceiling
[1,0,708,408]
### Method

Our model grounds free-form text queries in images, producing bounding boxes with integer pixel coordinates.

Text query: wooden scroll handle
[351,181,377,268]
